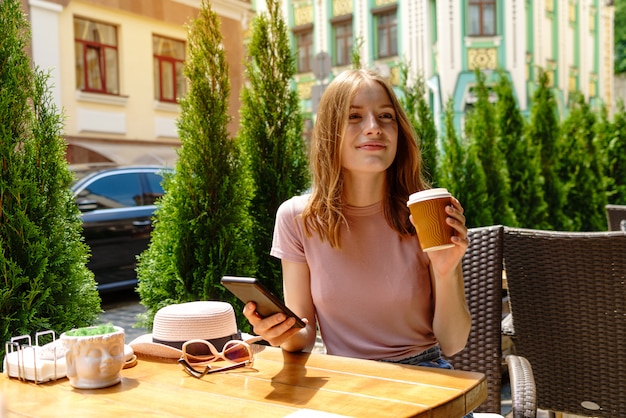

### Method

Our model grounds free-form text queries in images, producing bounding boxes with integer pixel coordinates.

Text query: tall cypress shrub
[1,0,100,362]
[604,102,626,204]
[594,106,614,207]
[438,99,490,227]
[559,92,607,231]
[399,64,438,186]
[438,99,464,196]
[136,0,256,328]
[238,0,310,297]
[351,36,365,69]
[527,69,568,230]
[495,71,547,228]
[462,142,492,228]
[464,70,515,226]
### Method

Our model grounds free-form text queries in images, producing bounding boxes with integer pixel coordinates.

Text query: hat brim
[128,333,182,361]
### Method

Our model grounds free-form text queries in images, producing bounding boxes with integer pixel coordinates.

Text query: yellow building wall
[40,0,250,164]
[58,1,191,142]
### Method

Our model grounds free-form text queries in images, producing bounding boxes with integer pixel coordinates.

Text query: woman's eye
[380,113,395,120]
[348,113,361,120]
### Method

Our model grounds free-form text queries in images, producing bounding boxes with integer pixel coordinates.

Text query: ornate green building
[256,0,614,135]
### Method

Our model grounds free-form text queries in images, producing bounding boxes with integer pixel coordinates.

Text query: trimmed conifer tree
[399,63,438,186]
[1,0,100,363]
[462,142,492,228]
[603,102,626,205]
[351,36,364,69]
[238,0,310,297]
[437,99,465,196]
[495,70,547,228]
[136,0,256,328]
[527,69,568,230]
[463,70,515,226]
[558,92,607,231]
[438,99,490,227]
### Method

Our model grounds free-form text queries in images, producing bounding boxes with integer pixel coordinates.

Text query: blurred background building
[22,0,253,166]
[257,0,614,136]
[22,0,616,158]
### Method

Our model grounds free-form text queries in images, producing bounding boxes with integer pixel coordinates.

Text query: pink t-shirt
[271,194,437,361]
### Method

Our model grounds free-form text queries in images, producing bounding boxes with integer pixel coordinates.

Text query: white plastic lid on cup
[407,188,451,206]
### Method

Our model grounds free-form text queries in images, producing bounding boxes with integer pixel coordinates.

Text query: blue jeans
[381,346,474,418]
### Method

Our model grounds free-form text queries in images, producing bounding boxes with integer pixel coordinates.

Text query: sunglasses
[178,337,260,378]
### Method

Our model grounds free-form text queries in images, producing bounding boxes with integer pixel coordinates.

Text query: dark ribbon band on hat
[153,332,241,351]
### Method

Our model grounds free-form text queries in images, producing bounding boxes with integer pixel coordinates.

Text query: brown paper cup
[407,188,454,252]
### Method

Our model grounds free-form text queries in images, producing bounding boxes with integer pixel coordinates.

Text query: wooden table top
[0,346,486,417]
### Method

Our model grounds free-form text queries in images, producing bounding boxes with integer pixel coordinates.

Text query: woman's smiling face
[340,80,398,176]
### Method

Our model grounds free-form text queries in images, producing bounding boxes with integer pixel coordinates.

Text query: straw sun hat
[129,301,246,360]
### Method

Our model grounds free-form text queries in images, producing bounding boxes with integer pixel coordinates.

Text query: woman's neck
[342,172,386,207]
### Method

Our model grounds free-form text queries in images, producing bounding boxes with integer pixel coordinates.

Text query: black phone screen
[220,276,305,329]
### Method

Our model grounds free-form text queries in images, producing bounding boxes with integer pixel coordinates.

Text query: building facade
[24,0,254,166]
[256,0,614,135]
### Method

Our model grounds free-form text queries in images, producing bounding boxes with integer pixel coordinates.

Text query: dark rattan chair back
[605,204,626,231]
[446,225,504,413]
[503,227,626,417]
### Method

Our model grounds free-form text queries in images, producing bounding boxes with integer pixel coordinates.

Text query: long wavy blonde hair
[302,69,428,248]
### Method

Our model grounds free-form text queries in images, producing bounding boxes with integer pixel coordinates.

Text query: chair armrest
[505,355,537,418]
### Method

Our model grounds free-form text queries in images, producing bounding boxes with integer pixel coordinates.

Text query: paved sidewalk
[97,292,148,344]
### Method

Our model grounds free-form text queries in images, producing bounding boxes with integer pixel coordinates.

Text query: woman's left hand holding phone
[243,302,308,348]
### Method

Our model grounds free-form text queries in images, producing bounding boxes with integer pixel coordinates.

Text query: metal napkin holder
[3,330,65,383]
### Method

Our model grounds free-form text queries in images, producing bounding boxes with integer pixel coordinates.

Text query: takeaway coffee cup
[407,188,455,252]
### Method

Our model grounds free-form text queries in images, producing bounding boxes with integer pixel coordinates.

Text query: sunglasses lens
[184,341,217,364]
[222,341,251,363]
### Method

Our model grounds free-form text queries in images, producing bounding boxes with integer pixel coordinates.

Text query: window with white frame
[74,17,119,94]
[153,35,186,103]
[468,0,496,36]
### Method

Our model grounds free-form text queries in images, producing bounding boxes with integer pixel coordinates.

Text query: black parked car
[70,164,172,292]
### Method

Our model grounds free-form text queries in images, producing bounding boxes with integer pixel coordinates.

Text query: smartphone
[221,276,306,329]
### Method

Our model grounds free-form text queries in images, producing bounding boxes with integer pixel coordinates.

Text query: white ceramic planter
[61,325,125,389]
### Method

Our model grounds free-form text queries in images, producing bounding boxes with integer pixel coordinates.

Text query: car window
[77,173,143,209]
[143,172,166,205]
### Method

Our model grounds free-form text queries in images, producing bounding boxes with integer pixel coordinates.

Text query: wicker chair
[605,204,626,231]
[446,225,535,417]
[502,227,626,417]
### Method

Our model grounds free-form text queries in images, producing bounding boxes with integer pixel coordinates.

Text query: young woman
[243,69,471,367]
